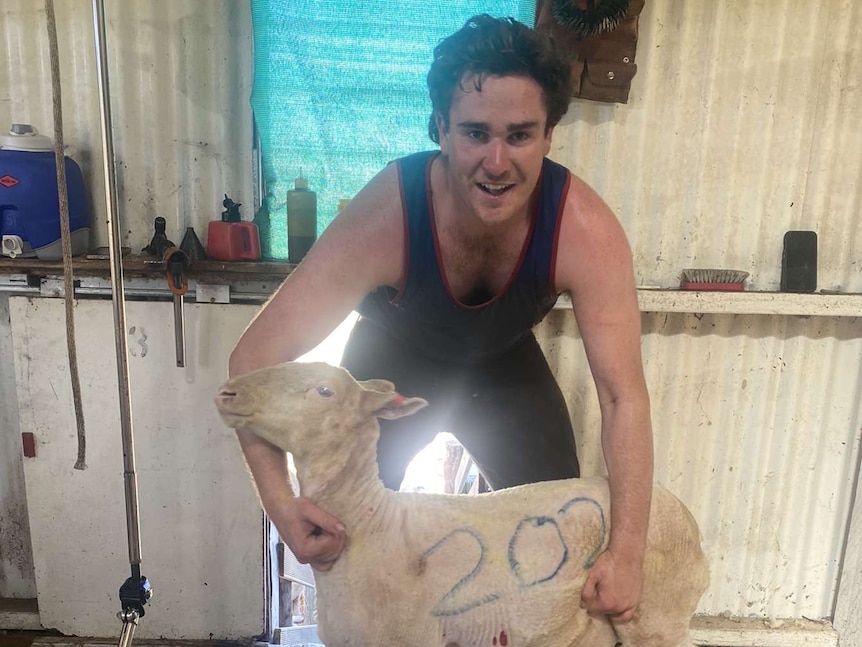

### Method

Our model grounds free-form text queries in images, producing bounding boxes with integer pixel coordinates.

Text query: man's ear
[543,125,554,155]
[436,113,450,154]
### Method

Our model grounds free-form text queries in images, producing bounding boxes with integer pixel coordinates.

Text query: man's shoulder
[311,164,406,289]
[542,156,590,191]
[399,149,439,162]
[396,150,439,177]
[551,163,604,209]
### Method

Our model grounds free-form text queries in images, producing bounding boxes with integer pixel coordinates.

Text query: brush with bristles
[681,269,750,284]
[680,269,750,291]
[550,0,633,39]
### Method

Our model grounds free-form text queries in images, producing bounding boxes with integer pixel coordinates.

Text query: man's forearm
[601,396,653,559]
[236,430,296,515]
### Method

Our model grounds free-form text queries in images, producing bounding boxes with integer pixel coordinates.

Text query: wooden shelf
[2,258,860,316]
[555,290,862,318]
[0,254,295,284]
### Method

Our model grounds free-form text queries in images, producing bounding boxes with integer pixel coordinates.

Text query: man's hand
[580,548,644,622]
[278,497,347,572]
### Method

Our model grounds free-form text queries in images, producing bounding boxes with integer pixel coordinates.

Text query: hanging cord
[45,0,87,470]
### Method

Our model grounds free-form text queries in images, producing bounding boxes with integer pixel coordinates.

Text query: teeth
[479,183,510,194]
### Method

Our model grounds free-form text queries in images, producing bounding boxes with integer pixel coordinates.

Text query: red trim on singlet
[429,168,543,311]
[388,159,414,305]
[548,170,571,295]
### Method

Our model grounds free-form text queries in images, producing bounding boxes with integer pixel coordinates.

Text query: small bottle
[253,197,273,260]
[286,173,317,263]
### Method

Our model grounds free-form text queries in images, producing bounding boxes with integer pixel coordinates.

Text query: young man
[229,15,653,622]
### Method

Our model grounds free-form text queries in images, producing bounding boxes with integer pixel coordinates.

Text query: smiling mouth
[477,182,514,197]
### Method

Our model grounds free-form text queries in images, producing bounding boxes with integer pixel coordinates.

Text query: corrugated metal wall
[2,0,861,632]
[537,311,862,619]
[543,0,862,621]
[0,0,254,252]
[552,0,862,293]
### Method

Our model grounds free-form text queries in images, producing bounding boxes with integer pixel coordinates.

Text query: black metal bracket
[119,565,153,618]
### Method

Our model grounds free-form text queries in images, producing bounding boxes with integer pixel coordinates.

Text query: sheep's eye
[316,385,334,398]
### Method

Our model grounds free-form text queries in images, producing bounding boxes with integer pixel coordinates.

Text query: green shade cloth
[251,0,535,259]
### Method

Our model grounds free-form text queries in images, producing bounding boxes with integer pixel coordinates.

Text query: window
[250,0,535,259]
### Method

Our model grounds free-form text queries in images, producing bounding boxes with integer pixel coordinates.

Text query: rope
[45,0,87,470]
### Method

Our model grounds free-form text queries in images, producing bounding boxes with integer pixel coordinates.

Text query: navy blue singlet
[357,150,571,364]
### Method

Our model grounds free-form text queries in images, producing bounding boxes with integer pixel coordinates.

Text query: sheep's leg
[616,640,695,647]
[612,620,693,647]
[572,619,617,647]
[666,638,696,647]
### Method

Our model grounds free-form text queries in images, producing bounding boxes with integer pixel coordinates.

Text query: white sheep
[216,361,709,647]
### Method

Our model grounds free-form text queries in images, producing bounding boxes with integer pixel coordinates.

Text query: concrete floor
[0,632,57,647]
[0,598,56,647]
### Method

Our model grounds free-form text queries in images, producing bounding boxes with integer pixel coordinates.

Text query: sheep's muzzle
[214,386,253,429]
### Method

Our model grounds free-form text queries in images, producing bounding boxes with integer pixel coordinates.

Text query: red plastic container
[207,221,260,261]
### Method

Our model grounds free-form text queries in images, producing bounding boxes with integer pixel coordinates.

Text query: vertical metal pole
[116,611,139,647]
[173,294,185,367]
[254,118,264,210]
[91,0,142,569]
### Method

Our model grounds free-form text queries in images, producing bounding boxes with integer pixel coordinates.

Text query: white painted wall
[9,297,263,640]
[0,294,36,599]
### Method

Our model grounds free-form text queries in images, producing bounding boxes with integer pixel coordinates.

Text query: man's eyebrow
[506,121,542,132]
[454,120,542,132]
[455,120,490,131]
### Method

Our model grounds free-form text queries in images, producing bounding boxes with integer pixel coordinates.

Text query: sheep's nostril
[217,389,237,398]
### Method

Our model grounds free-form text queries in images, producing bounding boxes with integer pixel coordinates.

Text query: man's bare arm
[554,174,653,619]
[227,164,405,569]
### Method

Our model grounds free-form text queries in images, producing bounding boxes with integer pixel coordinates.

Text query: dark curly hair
[427,14,572,144]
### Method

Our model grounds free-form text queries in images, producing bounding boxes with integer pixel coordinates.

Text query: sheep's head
[215,361,428,457]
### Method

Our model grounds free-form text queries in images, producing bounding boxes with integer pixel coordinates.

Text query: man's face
[437,73,554,227]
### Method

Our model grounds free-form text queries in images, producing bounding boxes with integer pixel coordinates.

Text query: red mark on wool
[499,631,508,646]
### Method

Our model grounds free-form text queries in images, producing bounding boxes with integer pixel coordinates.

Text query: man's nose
[483,140,510,177]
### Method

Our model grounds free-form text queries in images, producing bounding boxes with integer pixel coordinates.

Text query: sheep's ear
[361,390,428,420]
[357,378,396,394]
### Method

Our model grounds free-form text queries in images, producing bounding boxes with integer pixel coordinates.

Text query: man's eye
[510,132,530,143]
[316,385,334,397]
[468,130,487,141]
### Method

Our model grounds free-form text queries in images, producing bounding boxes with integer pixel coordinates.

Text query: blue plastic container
[0,130,90,259]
